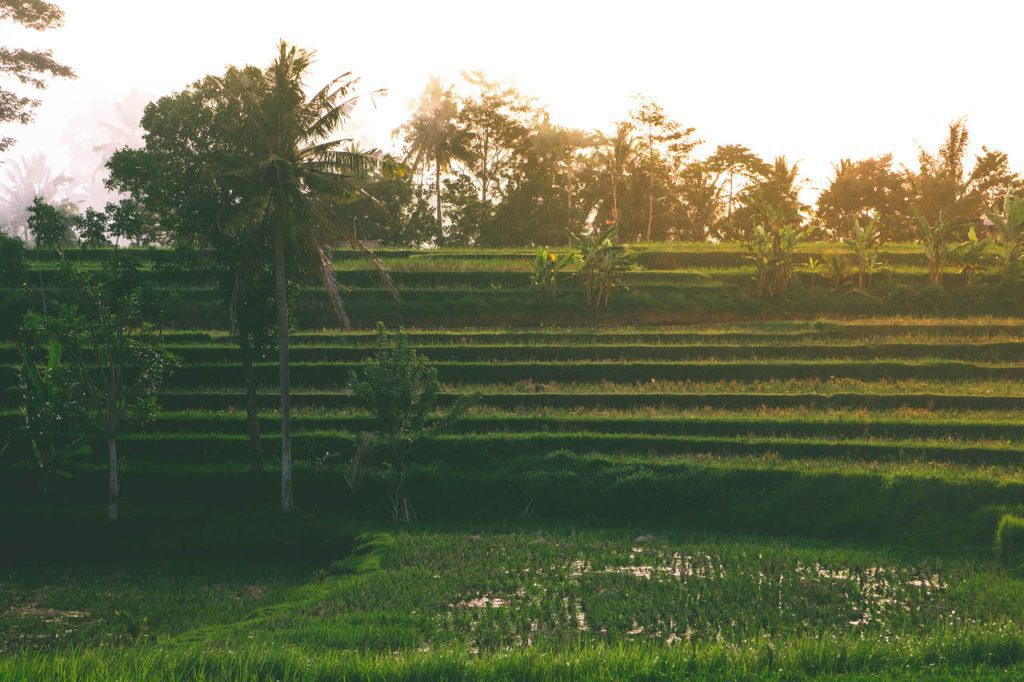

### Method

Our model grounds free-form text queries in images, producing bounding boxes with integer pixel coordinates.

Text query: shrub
[11,320,89,493]
[347,323,474,521]
[995,514,1024,567]
[0,233,26,285]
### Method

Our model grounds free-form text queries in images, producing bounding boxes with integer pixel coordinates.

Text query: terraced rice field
[4,319,1024,472]
[9,249,1024,679]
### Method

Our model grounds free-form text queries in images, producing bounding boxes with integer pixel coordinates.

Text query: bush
[0,233,26,285]
[995,514,1024,566]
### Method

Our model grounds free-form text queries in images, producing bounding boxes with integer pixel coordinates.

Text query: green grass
[4,516,1024,680]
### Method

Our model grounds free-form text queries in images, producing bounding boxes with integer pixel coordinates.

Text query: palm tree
[399,76,471,230]
[0,154,76,239]
[598,122,633,232]
[233,42,394,511]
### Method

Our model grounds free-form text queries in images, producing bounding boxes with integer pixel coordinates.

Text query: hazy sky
[3,0,1023,202]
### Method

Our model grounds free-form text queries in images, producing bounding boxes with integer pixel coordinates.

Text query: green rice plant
[996,514,1024,567]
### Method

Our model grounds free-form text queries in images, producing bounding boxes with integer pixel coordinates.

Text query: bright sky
[3,0,1023,202]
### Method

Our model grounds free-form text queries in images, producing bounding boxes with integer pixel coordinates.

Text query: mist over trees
[1,45,1021,247]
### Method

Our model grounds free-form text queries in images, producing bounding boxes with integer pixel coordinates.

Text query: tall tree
[109,44,394,508]
[677,145,770,240]
[230,42,391,511]
[911,118,1019,227]
[629,97,697,241]
[729,157,808,240]
[595,123,634,233]
[398,76,471,231]
[0,0,75,151]
[457,72,533,205]
[816,155,911,239]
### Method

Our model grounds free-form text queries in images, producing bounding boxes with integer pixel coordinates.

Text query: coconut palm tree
[231,42,395,511]
[0,154,76,240]
[398,76,472,230]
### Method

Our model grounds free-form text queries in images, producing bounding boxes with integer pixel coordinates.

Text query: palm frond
[315,242,351,331]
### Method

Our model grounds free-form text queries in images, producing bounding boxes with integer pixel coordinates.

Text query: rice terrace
[4,2,1024,680]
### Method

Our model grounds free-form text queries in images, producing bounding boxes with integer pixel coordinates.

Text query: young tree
[26,196,73,248]
[569,225,635,309]
[742,200,809,298]
[0,0,75,151]
[348,324,473,521]
[73,207,109,247]
[41,258,175,521]
[457,72,534,204]
[629,97,698,241]
[951,226,991,287]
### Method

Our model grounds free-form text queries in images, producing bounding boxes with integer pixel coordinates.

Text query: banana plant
[801,256,823,288]
[531,247,573,299]
[742,210,809,298]
[912,206,960,285]
[821,252,854,291]
[988,193,1024,283]
[568,225,635,309]
[842,216,885,291]
[951,226,992,287]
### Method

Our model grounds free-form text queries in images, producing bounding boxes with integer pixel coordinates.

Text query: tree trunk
[435,162,443,229]
[611,174,619,228]
[240,330,263,474]
[107,436,118,522]
[274,224,293,512]
[646,189,654,241]
[481,136,489,204]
